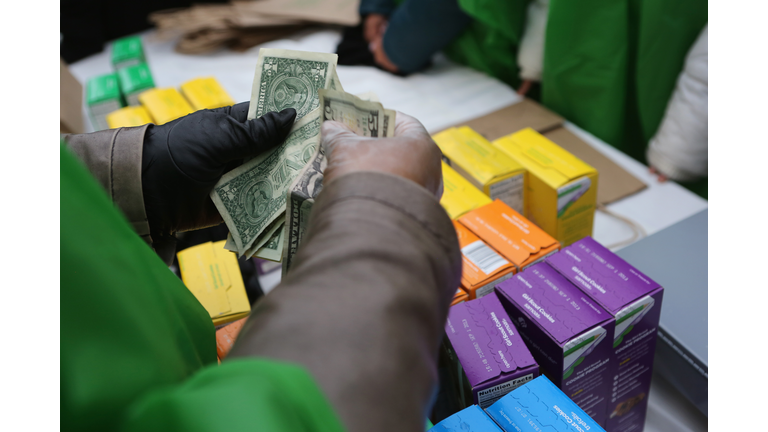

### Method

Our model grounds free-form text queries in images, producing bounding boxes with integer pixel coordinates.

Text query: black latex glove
[141,102,296,246]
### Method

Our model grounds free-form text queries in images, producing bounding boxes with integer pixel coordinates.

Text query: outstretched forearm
[230,171,461,432]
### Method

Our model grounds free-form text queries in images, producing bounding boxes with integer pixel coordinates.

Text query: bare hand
[321,112,443,198]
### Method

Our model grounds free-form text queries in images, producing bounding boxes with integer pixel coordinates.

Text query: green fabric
[61,144,344,432]
[680,177,708,200]
[122,360,346,432]
[445,0,706,181]
[444,0,529,89]
[543,0,707,163]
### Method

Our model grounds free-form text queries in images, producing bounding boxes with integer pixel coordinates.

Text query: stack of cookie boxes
[442,236,663,432]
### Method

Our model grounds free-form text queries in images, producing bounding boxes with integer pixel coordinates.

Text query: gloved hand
[321,111,443,198]
[141,102,296,245]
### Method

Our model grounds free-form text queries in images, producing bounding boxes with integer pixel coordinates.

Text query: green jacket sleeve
[121,359,345,432]
[61,143,344,432]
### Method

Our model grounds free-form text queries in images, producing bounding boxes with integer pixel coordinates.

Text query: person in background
[61,102,460,432]
[357,0,707,197]
[360,0,472,75]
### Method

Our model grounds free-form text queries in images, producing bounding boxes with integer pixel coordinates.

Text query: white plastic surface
[69,27,708,431]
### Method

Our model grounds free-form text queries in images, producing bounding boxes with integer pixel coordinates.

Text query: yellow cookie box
[433,126,526,215]
[106,106,154,129]
[440,161,492,220]
[492,128,598,247]
[180,77,235,110]
[177,240,251,327]
[138,87,195,125]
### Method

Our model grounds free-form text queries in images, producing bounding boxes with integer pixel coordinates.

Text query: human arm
[228,113,461,432]
[359,0,395,43]
[647,25,708,182]
[516,0,549,95]
[370,0,472,74]
[63,103,296,263]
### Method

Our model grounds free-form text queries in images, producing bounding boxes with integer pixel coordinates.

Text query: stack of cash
[211,48,396,276]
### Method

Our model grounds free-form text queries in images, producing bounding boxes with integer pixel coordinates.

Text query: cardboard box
[180,77,236,110]
[493,128,598,247]
[117,63,155,106]
[495,263,615,427]
[139,87,195,125]
[177,240,251,326]
[106,106,154,129]
[546,237,664,432]
[458,200,559,272]
[442,293,539,409]
[451,288,469,306]
[433,127,526,215]
[111,35,146,70]
[446,98,565,141]
[86,73,124,131]
[455,221,516,299]
[60,59,84,134]
[486,375,606,432]
[430,405,504,432]
[440,161,493,220]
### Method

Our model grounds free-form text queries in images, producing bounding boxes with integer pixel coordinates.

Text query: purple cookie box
[546,237,665,432]
[495,262,615,428]
[444,292,540,409]
[546,236,661,314]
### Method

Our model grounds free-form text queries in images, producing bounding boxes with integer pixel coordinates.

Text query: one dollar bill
[247,48,338,122]
[213,48,337,257]
[282,91,395,275]
[211,109,322,255]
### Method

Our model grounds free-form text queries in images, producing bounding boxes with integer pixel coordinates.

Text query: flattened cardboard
[544,128,647,205]
[450,98,564,141]
[60,59,84,134]
[239,0,360,26]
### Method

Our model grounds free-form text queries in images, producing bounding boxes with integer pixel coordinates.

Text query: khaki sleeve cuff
[64,125,152,243]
